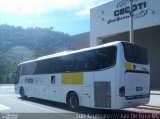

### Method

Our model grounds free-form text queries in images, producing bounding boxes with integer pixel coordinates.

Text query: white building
[71,0,160,90]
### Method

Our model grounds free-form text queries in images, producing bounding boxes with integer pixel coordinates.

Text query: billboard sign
[90,0,160,44]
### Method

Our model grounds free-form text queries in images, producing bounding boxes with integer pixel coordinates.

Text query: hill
[0,24,71,84]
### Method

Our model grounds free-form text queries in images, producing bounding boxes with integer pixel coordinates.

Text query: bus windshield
[15,65,21,84]
[122,42,149,64]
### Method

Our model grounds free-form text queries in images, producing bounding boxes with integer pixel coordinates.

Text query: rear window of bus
[122,42,149,65]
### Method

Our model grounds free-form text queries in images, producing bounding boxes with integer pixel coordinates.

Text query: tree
[0,24,72,84]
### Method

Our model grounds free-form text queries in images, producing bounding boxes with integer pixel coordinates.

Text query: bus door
[49,75,56,99]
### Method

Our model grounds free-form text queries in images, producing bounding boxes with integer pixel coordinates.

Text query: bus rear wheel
[20,87,27,99]
[67,92,79,111]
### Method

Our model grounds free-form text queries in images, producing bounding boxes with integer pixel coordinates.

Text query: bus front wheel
[67,92,79,111]
[20,87,27,99]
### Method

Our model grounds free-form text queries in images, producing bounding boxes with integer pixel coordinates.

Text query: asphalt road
[0,85,77,119]
[0,85,159,119]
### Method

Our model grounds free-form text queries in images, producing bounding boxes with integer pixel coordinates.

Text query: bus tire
[67,92,79,111]
[20,87,27,100]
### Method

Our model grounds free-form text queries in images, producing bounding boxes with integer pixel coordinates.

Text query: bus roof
[19,41,124,65]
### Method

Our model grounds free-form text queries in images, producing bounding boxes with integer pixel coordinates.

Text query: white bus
[15,41,150,110]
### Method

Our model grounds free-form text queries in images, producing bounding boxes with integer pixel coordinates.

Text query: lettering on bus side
[25,77,34,83]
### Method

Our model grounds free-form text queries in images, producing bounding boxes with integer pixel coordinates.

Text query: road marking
[0,104,10,111]
[6,97,56,113]
[0,94,19,96]
[6,97,76,119]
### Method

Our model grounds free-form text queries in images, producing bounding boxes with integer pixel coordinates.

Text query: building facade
[71,32,90,50]
[71,0,160,90]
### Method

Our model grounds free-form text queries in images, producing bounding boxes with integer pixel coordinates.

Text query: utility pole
[129,0,134,43]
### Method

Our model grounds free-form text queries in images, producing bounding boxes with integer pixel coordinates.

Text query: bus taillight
[119,86,125,97]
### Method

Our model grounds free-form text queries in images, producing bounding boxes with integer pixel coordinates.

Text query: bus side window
[51,75,55,84]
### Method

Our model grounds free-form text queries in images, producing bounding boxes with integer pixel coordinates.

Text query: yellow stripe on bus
[61,72,83,85]
[125,63,132,70]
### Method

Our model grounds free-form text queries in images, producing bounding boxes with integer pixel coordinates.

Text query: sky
[0,0,112,35]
